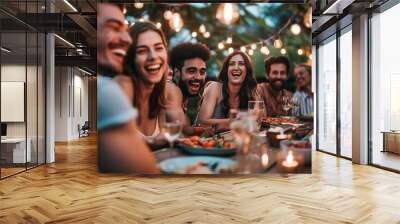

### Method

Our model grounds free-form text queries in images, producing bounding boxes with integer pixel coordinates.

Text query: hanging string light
[248,49,254,56]
[309,54,312,60]
[290,23,302,35]
[297,49,304,55]
[251,44,257,50]
[169,13,183,32]
[260,46,270,55]
[226,37,233,44]
[199,24,206,33]
[274,38,283,49]
[228,47,234,54]
[192,32,197,38]
[218,42,225,50]
[134,2,144,9]
[304,7,312,28]
[240,46,246,53]
[203,32,210,38]
[156,22,162,29]
[216,3,240,25]
[280,48,287,55]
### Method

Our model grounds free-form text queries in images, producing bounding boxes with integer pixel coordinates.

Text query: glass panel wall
[0,11,28,177]
[339,27,352,158]
[317,35,337,154]
[371,3,400,171]
[0,0,46,179]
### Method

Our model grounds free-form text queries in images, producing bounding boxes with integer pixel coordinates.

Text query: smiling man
[167,42,211,127]
[257,56,293,117]
[292,64,313,116]
[97,3,159,173]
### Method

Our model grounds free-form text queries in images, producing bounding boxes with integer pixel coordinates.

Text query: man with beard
[257,56,293,117]
[97,3,159,173]
[292,64,313,116]
[167,42,211,132]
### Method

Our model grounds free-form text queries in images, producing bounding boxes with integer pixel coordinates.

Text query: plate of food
[178,135,237,156]
[159,156,236,174]
[262,117,300,125]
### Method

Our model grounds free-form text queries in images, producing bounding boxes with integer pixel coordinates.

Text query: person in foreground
[257,56,293,117]
[292,64,313,116]
[97,3,159,173]
[197,51,259,131]
[168,42,211,134]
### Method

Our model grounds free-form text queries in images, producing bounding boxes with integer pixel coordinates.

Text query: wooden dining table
[153,128,312,174]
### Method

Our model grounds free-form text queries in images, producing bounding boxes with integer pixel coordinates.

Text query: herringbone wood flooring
[1,135,400,223]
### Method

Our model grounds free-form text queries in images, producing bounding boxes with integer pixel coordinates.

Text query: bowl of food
[178,135,237,156]
[266,127,292,148]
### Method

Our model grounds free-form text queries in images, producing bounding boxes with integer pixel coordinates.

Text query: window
[317,36,337,154]
[370,3,400,171]
[339,28,352,158]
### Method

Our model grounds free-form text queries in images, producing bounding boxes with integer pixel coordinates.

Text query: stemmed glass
[282,96,293,114]
[229,113,260,173]
[248,100,265,131]
[162,120,182,149]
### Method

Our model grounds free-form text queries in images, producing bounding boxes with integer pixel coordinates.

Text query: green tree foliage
[126,3,311,88]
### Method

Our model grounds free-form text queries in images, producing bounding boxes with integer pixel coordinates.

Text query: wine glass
[229,114,260,173]
[282,96,293,113]
[162,120,181,149]
[248,100,265,131]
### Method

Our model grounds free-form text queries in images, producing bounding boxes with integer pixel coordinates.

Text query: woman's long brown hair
[217,51,258,117]
[123,21,168,121]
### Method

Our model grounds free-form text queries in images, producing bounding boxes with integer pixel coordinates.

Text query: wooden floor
[1,135,400,223]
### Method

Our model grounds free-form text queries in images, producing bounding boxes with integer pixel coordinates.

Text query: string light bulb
[199,24,206,33]
[297,49,304,55]
[251,44,257,50]
[169,13,183,32]
[192,32,197,38]
[240,46,246,53]
[228,47,234,54]
[203,32,210,38]
[248,49,254,56]
[290,23,302,35]
[309,54,312,60]
[304,7,312,28]
[218,42,224,50]
[260,46,270,55]
[156,22,162,29]
[134,2,144,9]
[274,38,283,49]
[226,37,232,44]
[280,48,287,55]
[164,10,173,20]
[216,3,240,25]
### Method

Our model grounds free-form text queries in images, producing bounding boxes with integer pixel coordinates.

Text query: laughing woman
[197,51,259,130]
[116,21,184,145]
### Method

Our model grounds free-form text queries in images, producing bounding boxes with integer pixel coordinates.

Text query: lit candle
[282,150,298,168]
[261,153,269,168]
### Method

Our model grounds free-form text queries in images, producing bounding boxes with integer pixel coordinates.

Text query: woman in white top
[115,21,167,145]
[116,21,186,146]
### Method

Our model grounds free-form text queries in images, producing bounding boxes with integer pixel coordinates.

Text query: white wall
[54,66,89,141]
